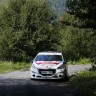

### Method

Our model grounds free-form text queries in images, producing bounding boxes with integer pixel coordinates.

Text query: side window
[55,55,63,61]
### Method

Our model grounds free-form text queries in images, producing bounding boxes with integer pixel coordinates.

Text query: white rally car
[30,52,68,79]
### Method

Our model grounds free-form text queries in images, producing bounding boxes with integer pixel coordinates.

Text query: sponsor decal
[36,61,59,64]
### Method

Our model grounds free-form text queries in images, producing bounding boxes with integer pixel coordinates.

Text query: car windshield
[35,55,63,61]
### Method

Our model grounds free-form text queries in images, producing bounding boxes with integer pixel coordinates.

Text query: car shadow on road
[31,77,69,82]
[0,77,77,96]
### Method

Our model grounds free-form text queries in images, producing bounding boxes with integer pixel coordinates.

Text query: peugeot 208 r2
[30,52,68,79]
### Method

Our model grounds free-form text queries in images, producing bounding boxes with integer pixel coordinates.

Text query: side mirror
[64,59,68,64]
[31,60,34,63]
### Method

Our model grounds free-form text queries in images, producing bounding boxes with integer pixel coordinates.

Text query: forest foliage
[0,0,96,63]
[0,0,60,62]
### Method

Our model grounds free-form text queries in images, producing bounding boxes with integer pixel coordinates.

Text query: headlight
[57,64,64,69]
[32,64,37,69]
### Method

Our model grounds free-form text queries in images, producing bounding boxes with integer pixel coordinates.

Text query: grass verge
[68,58,92,65]
[0,61,31,74]
[70,68,96,96]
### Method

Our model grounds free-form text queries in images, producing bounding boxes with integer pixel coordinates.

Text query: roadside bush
[70,70,96,96]
[0,61,31,73]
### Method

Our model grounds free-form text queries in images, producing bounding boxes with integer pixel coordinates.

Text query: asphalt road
[0,65,91,96]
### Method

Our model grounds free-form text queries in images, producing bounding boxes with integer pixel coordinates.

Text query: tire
[31,78,34,80]
[64,73,69,81]
[92,64,96,69]
[64,68,69,81]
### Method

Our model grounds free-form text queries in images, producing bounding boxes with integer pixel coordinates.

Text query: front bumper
[30,68,65,79]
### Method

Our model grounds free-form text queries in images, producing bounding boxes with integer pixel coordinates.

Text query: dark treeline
[0,0,96,63]
[65,0,96,62]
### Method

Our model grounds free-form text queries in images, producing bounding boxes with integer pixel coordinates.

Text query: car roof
[37,51,62,55]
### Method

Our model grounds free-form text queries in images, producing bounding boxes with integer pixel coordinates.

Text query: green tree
[66,0,96,62]
[56,13,91,61]
[0,0,60,62]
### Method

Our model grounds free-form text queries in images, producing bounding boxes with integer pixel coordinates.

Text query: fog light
[33,75,35,77]
[59,75,62,77]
